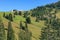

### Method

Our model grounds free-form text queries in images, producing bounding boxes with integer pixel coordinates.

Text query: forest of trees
[40,11,60,40]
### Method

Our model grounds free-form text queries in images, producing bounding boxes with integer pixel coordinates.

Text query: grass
[13,15,26,24]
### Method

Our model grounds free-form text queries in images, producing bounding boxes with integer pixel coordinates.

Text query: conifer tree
[24,22,32,40]
[25,22,28,31]
[18,21,32,40]
[20,21,22,29]
[19,21,25,40]
[3,12,5,17]
[7,21,15,40]
[13,9,17,15]
[9,13,13,21]
[20,21,25,30]
[0,18,6,40]
[19,11,22,15]
[26,17,31,24]
[35,16,39,22]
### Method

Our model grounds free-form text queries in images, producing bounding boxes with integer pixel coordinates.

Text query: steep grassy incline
[2,17,45,40]
[1,9,60,40]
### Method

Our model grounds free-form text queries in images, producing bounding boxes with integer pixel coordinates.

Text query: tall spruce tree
[26,17,31,24]
[19,21,25,40]
[24,22,32,40]
[35,16,39,22]
[25,22,28,31]
[3,12,5,17]
[9,13,13,21]
[18,21,32,40]
[20,21,25,30]
[19,11,22,15]
[7,21,15,40]
[0,18,6,40]
[20,21,23,29]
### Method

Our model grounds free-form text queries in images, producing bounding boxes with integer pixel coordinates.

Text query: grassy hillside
[0,9,60,40]
[0,1,60,40]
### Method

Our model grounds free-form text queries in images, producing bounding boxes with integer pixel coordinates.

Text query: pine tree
[13,9,17,15]
[24,22,32,40]
[19,11,22,15]
[18,29,25,40]
[5,15,9,19]
[20,21,22,29]
[3,12,5,17]
[25,22,28,31]
[26,17,31,24]
[19,21,25,40]
[20,21,25,30]
[35,16,39,22]
[9,13,13,21]
[7,21,15,40]
[0,19,6,40]
[18,21,32,40]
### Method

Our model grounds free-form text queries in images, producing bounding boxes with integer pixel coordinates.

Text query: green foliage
[13,9,18,15]
[23,11,28,18]
[19,11,22,15]
[3,12,5,17]
[0,19,6,40]
[40,12,60,40]
[26,17,31,24]
[4,13,13,21]
[7,21,15,40]
[25,22,32,40]
[9,13,13,21]
[40,20,60,40]
[20,21,25,30]
[18,21,32,40]
[35,16,39,22]
[20,21,23,29]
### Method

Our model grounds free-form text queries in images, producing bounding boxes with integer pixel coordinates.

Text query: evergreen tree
[25,22,28,31]
[19,11,22,15]
[19,21,25,40]
[24,22,32,40]
[35,16,39,22]
[20,21,25,30]
[3,12,5,17]
[7,21,15,40]
[9,13,13,21]
[14,11,17,15]
[26,17,31,24]
[24,12,27,18]
[5,15,9,19]
[13,9,17,15]
[0,19,6,40]
[18,22,32,40]
[23,11,29,18]
[18,29,25,40]
[20,21,22,29]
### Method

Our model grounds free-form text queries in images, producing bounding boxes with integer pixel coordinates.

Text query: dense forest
[0,1,60,40]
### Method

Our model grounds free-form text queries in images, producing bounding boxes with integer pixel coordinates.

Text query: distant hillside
[30,1,60,17]
[31,1,60,11]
